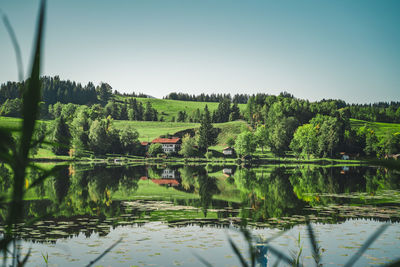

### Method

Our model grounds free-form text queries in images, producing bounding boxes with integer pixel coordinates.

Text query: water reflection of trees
[197,169,220,216]
[178,166,221,216]
[365,168,400,193]
[18,165,144,220]
[234,167,307,220]
[289,166,400,206]
[3,163,399,225]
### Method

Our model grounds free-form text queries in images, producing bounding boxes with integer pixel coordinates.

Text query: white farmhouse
[151,137,182,154]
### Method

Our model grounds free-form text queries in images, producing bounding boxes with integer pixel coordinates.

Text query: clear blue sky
[1,0,399,103]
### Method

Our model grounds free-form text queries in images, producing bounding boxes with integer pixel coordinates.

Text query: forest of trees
[244,92,400,125]
[0,76,99,105]
[48,110,144,157]
[1,76,400,159]
[1,76,399,124]
[164,92,249,104]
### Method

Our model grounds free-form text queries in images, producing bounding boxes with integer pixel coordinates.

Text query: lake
[1,163,399,266]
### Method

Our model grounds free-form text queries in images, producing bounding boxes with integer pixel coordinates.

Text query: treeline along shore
[1,76,400,162]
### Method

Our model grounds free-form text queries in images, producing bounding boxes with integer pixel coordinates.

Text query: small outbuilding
[223,147,235,156]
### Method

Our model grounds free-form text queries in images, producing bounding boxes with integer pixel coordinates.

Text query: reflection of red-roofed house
[151,137,182,153]
[151,179,179,187]
[223,168,233,177]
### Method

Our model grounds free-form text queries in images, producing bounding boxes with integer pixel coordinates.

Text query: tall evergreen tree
[120,103,128,120]
[198,105,216,152]
[229,102,241,121]
[96,83,112,104]
[51,116,72,155]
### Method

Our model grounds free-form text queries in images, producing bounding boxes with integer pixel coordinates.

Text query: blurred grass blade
[266,245,292,265]
[85,238,123,267]
[27,165,62,190]
[20,0,45,160]
[306,220,321,266]
[228,236,249,267]
[344,224,389,267]
[7,0,46,230]
[17,248,31,267]
[272,259,281,267]
[194,253,214,267]
[1,11,24,81]
[237,228,256,267]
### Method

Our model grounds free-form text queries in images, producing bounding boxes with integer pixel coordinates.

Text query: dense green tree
[60,103,78,122]
[179,133,198,157]
[235,131,256,156]
[229,102,241,121]
[226,137,235,147]
[148,143,163,157]
[177,110,188,122]
[48,102,64,119]
[245,96,257,125]
[120,103,128,120]
[290,124,318,159]
[104,101,120,119]
[51,116,72,155]
[317,116,340,157]
[0,98,21,117]
[70,109,91,156]
[343,128,366,155]
[88,104,104,121]
[197,105,217,152]
[213,98,231,123]
[96,83,113,104]
[192,108,202,123]
[268,117,298,156]
[254,125,268,152]
[88,119,112,155]
[379,133,400,157]
[144,102,158,121]
[119,127,140,155]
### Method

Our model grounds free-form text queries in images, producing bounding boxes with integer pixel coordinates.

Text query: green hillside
[113,119,247,144]
[113,120,199,141]
[114,96,247,122]
[350,118,400,137]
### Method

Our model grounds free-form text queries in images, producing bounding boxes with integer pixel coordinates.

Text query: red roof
[152,137,181,144]
[151,179,179,186]
[141,142,149,146]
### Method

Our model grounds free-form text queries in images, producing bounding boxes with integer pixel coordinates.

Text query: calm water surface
[1,164,399,266]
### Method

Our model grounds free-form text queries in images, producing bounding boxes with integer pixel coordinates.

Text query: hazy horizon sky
[1,0,399,103]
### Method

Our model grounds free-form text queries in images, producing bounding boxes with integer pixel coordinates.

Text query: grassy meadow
[350,118,400,137]
[115,96,247,122]
[113,120,200,141]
